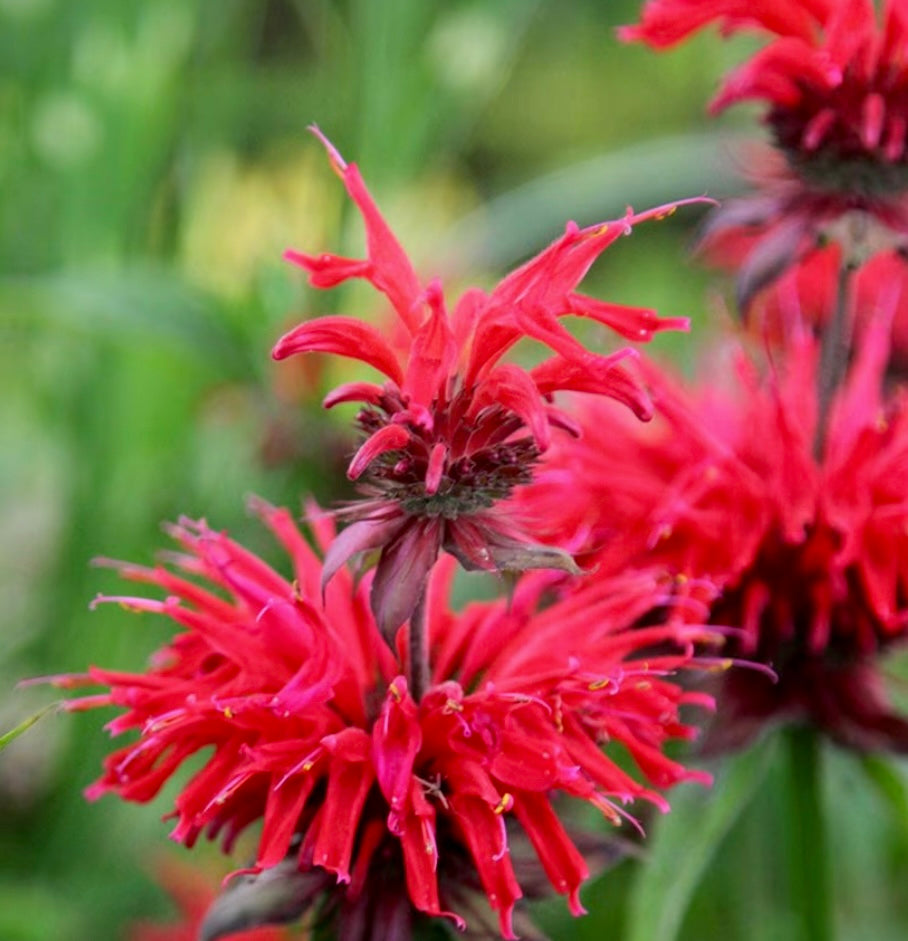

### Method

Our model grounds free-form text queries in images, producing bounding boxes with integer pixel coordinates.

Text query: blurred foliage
[2,1,907,939]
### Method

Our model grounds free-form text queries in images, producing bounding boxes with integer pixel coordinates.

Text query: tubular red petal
[271,316,404,386]
[403,279,457,409]
[309,129,423,332]
[312,729,374,883]
[347,425,411,480]
[472,364,552,451]
[532,352,654,421]
[566,292,689,340]
[323,381,386,409]
[425,442,447,496]
[373,678,422,825]
[513,791,589,914]
[283,249,371,288]
[449,793,522,940]
[257,774,316,869]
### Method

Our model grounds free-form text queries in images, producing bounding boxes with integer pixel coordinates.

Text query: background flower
[623,1,908,336]
[519,319,908,752]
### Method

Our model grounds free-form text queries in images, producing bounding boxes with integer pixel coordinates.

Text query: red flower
[272,128,700,638]
[622,2,908,318]
[56,499,712,940]
[622,0,908,176]
[519,318,908,753]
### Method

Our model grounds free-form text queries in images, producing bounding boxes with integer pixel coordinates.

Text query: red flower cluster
[519,320,908,752]
[56,499,712,939]
[623,1,908,340]
[273,129,698,638]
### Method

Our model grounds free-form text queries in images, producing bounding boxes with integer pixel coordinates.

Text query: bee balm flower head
[273,128,703,639]
[56,499,713,940]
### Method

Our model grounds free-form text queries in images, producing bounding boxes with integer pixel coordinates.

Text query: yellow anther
[389,682,402,702]
[553,699,564,733]
[444,698,463,713]
[493,793,514,815]
[588,678,610,691]
[635,681,652,691]
[223,707,234,719]
[302,761,314,772]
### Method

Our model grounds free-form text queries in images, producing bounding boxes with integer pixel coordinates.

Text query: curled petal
[532,352,654,421]
[272,316,405,386]
[348,425,411,480]
[323,381,386,409]
[472,364,552,451]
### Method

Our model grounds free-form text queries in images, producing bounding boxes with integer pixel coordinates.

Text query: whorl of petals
[57,499,714,938]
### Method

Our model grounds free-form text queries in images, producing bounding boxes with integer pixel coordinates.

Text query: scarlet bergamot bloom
[622,1,908,321]
[273,128,703,639]
[518,316,908,753]
[53,498,714,940]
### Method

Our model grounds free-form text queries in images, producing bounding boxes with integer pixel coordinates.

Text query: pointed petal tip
[615,24,637,43]
[308,124,347,171]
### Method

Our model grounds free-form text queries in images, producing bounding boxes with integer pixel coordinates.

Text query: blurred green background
[2,1,907,939]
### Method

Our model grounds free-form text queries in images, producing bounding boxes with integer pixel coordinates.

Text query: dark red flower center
[714,523,889,666]
[769,72,908,199]
[355,386,541,520]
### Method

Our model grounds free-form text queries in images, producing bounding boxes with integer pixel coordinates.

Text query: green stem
[784,726,834,941]
[813,254,855,461]
[408,588,430,702]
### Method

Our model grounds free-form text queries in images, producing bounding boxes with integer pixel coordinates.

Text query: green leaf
[439,130,749,272]
[0,701,59,754]
[626,738,777,941]
[860,753,908,841]
[0,268,251,379]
